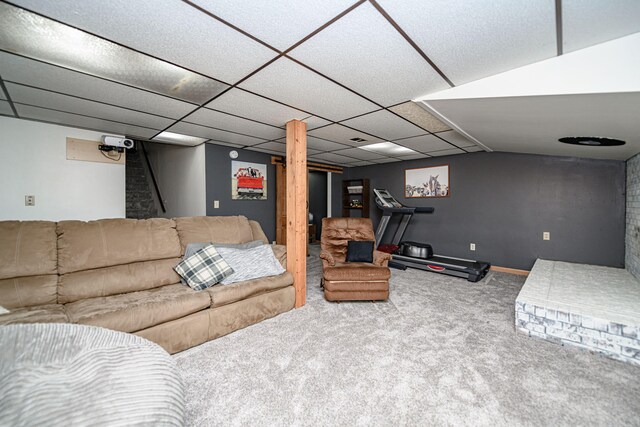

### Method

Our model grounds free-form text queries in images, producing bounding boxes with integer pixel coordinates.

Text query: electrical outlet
[25,195,35,206]
[214,200,219,209]
[470,243,476,251]
[543,232,550,241]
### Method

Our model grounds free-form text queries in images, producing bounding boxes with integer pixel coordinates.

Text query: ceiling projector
[101,135,134,149]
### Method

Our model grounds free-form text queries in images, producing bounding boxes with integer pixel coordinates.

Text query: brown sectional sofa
[0,216,294,354]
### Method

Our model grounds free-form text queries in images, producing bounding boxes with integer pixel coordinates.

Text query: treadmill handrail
[414,207,435,213]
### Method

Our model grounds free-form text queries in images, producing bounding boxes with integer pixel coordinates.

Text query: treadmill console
[373,189,403,208]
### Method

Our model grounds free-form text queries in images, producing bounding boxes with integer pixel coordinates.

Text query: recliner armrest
[320,250,336,267]
[373,250,392,267]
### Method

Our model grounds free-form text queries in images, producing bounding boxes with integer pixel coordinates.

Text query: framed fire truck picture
[231,161,267,200]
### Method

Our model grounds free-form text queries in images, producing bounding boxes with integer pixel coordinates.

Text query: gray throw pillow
[216,245,286,285]
[181,240,264,285]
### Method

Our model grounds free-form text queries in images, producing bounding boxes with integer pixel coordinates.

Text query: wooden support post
[286,120,307,308]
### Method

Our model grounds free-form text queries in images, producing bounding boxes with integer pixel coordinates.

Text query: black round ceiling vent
[559,136,625,146]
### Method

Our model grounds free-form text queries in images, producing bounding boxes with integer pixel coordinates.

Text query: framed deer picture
[404,164,450,198]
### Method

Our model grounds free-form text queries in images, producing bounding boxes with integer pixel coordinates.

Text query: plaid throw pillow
[174,245,234,291]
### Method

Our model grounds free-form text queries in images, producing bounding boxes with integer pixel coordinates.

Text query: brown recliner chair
[320,217,392,301]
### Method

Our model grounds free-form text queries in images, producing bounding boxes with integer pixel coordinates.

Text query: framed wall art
[231,161,267,200]
[405,164,450,198]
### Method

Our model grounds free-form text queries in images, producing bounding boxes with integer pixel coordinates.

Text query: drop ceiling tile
[372,157,402,164]
[0,101,14,116]
[347,160,376,167]
[239,58,378,122]
[190,0,356,51]
[437,130,477,148]
[206,88,309,127]
[0,52,195,119]
[308,124,382,146]
[341,110,424,140]
[427,148,466,157]
[10,0,277,83]
[376,0,556,86]
[303,116,332,130]
[0,3,227,104]
[245,146,284,156]
[393,134,455,153]
[396,153,431,160]
[465,146,485,153]
[309,152,358,165]
[274,136,350,152]
[206,141,244,148]
[166,121,266,146]
[152,131,207,146]
[7,83,174,130]
[15,104,158,138]
[185,108,284,140]
[289,2,449,106]
[388,101,451,133]
[332,147,387,161]
[249,141,286,154]
[563,1,640,53]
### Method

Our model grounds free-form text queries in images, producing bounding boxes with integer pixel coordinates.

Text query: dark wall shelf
[342,178,369,218]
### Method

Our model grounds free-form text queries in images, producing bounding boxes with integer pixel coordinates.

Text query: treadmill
[373,188,490,282]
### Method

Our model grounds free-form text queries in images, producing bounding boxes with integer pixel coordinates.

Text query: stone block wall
[516,301,640,366]
[626,154,640,279]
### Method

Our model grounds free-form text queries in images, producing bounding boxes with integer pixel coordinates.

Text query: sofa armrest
[271,244,287,269]
[320,250,335,267]
[373,250,392,267]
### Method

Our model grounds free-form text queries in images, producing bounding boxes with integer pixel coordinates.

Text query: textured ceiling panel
[6,83,174,130]
[248,141,286,154]
[206,89,308,127]
[166,121,266,146]
[437,130,478,149]
[0,52,195,119]
[341,109,424,141]
[10,0,277,83]
[371,157,401,164]
[239,58,378,121]
[0,101,14,116]
[290,2,448,106]
[309,152,358,165]
[185,108,284,140]
[388,101,451,133]
[302,116,332,130]
[308,124,382,146]
[392,134,454,153]
[206,141,244,148]
[151,131,207,146]
[332,147,387,161]
[562,0,640,53]
[395,152,430,160]
[427,92,640,160]
[275,136,350,152]
[427,148,465,157]
[377,0,556,86]
[347,160,376,167]
[15,104,159,138]
[0,3,227,104]
[190,0,357,51]
[245,146,284,156]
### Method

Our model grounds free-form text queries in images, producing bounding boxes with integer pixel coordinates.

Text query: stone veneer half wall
[626,153,640,279]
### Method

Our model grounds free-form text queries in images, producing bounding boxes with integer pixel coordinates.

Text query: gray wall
[205,144,276,242]
[626,153,640,279]
[331,172,343,218]
[346,152,625,270]
[309,171,327,240]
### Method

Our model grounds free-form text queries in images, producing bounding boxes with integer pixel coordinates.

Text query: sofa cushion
[174,245,234,291]
[0,275,58,309]
[65,284,210,333]
[174,216,254,251]
[207,271,294,308]
[58,258,182,304]
[0,221,57,280]
[271,244,287,269]
[57,218,181,274]
[0,304,69,325]
[346,240,374,263]
[323,262,391,281]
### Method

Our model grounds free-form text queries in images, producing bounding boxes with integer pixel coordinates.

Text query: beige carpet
[174,246,640,426]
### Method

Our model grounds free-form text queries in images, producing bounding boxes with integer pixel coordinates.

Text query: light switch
[214,200,219,209]
[543,232,550,241]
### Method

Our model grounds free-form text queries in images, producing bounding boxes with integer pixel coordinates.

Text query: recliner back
[321,217,376,263]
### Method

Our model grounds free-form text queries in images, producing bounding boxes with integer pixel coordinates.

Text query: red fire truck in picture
[234,166,265,199]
